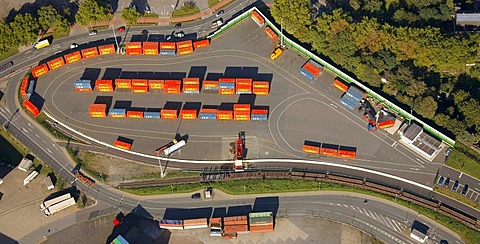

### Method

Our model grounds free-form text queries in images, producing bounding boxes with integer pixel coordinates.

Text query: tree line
[272,0,480,143]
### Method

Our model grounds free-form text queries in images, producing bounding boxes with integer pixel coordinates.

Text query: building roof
[456,13,480,26]
[402,123,423,142]
[412,131,442,157]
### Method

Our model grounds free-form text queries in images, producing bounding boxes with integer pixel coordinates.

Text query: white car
[211,19,223,28]
[215,10,224,17]
[0,178,3,185]
[70,43,78,49]
[89,30,97,36]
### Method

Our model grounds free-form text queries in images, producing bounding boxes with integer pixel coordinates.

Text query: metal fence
[208,7,455,147]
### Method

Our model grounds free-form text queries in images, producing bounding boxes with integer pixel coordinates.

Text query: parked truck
[44,197,76,216]
[34,39,51,50]
[40,193,72,210]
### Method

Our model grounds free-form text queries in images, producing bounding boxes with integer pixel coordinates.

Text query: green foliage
[413,96,437,119]
[10,13,39,45]
[172,5,200,17]
[76,0,111,27]
[271,0,313,36]
[121,7,141,25]
[53,18,71,38]
[37,6,59,33]
[0,21,18,53]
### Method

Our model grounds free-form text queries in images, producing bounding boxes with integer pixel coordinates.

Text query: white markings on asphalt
[21,128,27,132]
[409,168,420,171]
[42,140,47,144]
[46,148,52,154]
[344,204,349,208]
[391,141,398,147]
[28,123,32,128]
[337,203,341,206]
[329,103,337,108]
[35,134,40,138]
[459,172,463,178]
[475,193,478,201]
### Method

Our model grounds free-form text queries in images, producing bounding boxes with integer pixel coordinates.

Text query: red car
[117,26,125,32]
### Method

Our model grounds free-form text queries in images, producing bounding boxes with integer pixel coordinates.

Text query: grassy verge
[123,179,479,244]
[52,30,70,39]
[130,23,158,26]
[208,0,221,7]
[446,142,480,179]
[172,6,200,18]
[0,48,19,61]
[34,112,72,141]
[435,186,480,210]
[67,147,107,182]
[89,25,109,31]
[127,170,199,181]
[143,13,159,18]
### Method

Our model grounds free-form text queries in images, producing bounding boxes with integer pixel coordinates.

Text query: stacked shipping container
[115,79,132,89]
[23,100,40,116]
[219,78,235,95]
[109,108,127,118]
[340,86,365,110]
[249,212,274,233]
[199,107,217,120]
[98,44,116,55]
[160,42,176,55]
[234,104,250,121]
[74,80,93,92]
[203,80,219,91]
[131,79,149,93]
[252,81,270,95]
[64,51,82,64]
[235,78,252,94]
[193,39,210,49]
[20,78,29,97]
[182,77,200,93]
[176,40,193,55]
[302,141,357,159]
[223,216,249,235]
[148,80,164,90]
[161,108,178,119]
[125,42,142,55]
[251,10,265,27]
[47,57,65,71]
[300,59,323,80]
[31,64,49,78]
[333,79,349,93]
[113,140,131,150]
[164,80,181,94]
[81,47,99,59]
[96,79,114,92]
[265,27,278,41]
[143,42,159,55]
[89,104,107,118]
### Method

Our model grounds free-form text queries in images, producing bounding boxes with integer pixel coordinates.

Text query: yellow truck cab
[270,47,283,60]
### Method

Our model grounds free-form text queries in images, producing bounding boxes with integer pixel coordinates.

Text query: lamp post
[157,157,165,178]
[111,25,120,54]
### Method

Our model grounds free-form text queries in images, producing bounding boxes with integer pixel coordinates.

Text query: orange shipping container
[223,225,248,232]
[217,110,233,120]
[182,84,200,93]
[132,79,148,87]
[219,88,235,95]
[338,149,356,159]
[115,79,132,89]
[253,81,270,89]
[23,100,40,117]
[200,108,217,114]
[131,86,149,93]
[219,78,235,83]
[63,51,82,64]
[253,88,269,95]
[148,80,164,90]
[183,77,200,85]
[159,42,176,50]
[126,49,142,55]
[177,47,193,55]
[31,64,49,78]
[20,78,29,96]
[265,26,278,41]
[161,109,178,119]
[176,40,193,49]
[234,104,250,112]
[75,88,93,92]
[250,225,274,233]
[333,79,348,93]
[236,85,252,94]
[193,39,210,49]
[303,62,321,77]
[89,104,107,112]
[81,47,99,59]
[180,109,197,119]
[96,79,113,87]
[98,44,116,55]
[320,145,338,157]
[114,140,131,150]
[97,87,113,92]
[127,110,144,118]
[236,78,252,86]
[143,42,159,55]
[234,111,250,121]
[47,57,65,70]
[164,86,181,94]
[126,42,142,49]
[251,10,265,25]
[203,80,218,89]
[110,113,126,118]
[302,145,320,154]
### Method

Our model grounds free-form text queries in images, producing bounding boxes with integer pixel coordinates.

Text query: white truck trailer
[44,197,76,216]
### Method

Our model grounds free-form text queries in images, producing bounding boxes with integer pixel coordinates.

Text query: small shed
[44,176,54,190]
[17,158,33,172]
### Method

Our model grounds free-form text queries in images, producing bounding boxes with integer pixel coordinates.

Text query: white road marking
[409,168,420,171]
[46,148,52,154]
[459,172,463,178]
[35,134,40,138]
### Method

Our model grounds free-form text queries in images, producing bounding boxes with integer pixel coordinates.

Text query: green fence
[208,7,455,147]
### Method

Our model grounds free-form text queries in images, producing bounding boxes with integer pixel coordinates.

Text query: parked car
[439,240,448,244]
[117,26,125,32]
[175,23,181,29]
[437,176,444,186]
[89,30,97,36]
[174,31,185,38]
[205,187,213,198]
[445,148,453,156]
[461,184,469,195]
[211,19,224,28]
[444,177,450,187]
[166,35,172,40]
[191,193,201,199]
[215,10,224,17]
[452,180,459,191]
[70,43,78,49]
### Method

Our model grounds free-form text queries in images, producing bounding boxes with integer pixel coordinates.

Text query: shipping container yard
[29,10,444,185]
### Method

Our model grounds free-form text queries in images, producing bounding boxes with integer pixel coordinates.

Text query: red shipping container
[302,145,320,154]
[47,57,65,70]
[23,100,40,117]
[251,10,264,25]
[333,79,349,92]
[217,110,233,120]
[148,80,164,90]
[20,78,29,96]
[236,78,252,86]
[164,80,181,94]
[183,77,200,85]
[89,104,106,117]
[203,80,218,89]
[200,108,217,114]
[176,40,193,49]
[320,146,338,157]
[234,104,250,112]
[193,39,210,49]
[253,88,269,95]
[132,79,148,87]
[64,51,82,64]
[131,86,149,93]
[114,140,131,150]
[126,42,142,49]
[115,79,132,89]
[98,44,116,55]
[160,42,176,50]
[219,78,235,83]
[177,47,193,55]
[143,42,159,55]
[75,88,93,92]
[126,49,142,55]
[378,120,395,129]
[127,110,144,118]
[81,47,99,59]
[161,109,178,119]
[253,81,270,89]
[265,26,278,41]
[251,109,268,115]
[236,85,252,94]
[338,149,356,159]
[234,111,250,121]
[303,62,321,77]
[180,109,197,119]
[183,84,200,93]
[31,64,49,78]
[219,88,235,95]
[250,225,274,233]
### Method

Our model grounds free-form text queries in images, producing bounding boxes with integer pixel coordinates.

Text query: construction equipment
[233,132,246,172]
[155,139,178,156]
[270,47,283,60]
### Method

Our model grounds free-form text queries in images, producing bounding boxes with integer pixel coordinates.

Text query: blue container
[199,113,216,120]
[183,90,200,94]
[346,86,365,101]
[109,108,127,115]
[309,60,323,70]
[300,68,314,80]
[203,86,219,90]
[218,83,235,89]
[236,90,252,94]
[144,111,161,118]
[340,94,358,110]
[160,50,176,55]
[251,114,268,121]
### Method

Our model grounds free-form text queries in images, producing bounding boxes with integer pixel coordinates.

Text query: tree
[38,6,59,33]
[413,96,437,119]
[10,13,39,45]
[362,0,383,13]
[0,21,18,52]
[271,0,313,36]
[121,7,141,25]
[76,0,111,27]
[405,80,427,97]
[452,90,470,105]
[53,18,71,36]
[458,98,480,127]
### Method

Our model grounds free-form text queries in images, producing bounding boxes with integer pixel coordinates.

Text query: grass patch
[208,0,221,7]
[123,178,480,244]
[435,186,480,210]
[143,13,159,18]
[34,112,73,141]
[446,143,480,179]
[130,23,158,26]
[52,30,70,39]
[67,147,107,182]
[0,48,19,62]
[127,170,199,181]
[89,25,109,31]
[172,6,200,18]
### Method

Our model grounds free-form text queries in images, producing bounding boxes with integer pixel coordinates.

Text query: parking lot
[35,18,445,186]
[438,167,480,204]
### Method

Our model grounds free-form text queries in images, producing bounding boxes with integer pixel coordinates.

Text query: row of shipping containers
[20,77,35,99]
[88,103,269,121]
[30,44,116,78]
[300,59,323,80]
[125,39,210,56]
[340,86,365,110]
[74,78,270,95]
[302,141,357,159]
[159,212,274,238]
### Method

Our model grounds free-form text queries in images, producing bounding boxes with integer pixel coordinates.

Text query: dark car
[461,184,469,195]
[175,23,181,29]
[444,177,450,187]
[440,240,448,244]
[437,176,444,186]
[141,29,148,35]
[215,10,224,17]
[191,193,201,199]
[71,164,81,175]
[452,180,459,191]
[117,26,125,32]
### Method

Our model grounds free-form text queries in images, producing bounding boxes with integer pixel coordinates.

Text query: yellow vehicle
[270,47,283,60]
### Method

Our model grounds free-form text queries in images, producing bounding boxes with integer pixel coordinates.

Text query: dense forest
[271,0,480,144]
